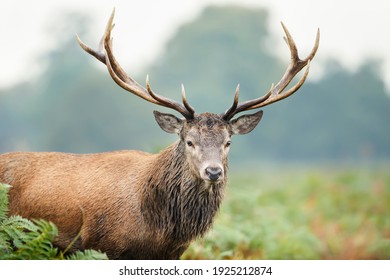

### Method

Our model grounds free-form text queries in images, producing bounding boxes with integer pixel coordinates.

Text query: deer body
[1,113,252,259]
[1,9,319,259]
[1,140,224,259]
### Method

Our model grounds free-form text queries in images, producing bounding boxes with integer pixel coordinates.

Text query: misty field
[182,166,390,260]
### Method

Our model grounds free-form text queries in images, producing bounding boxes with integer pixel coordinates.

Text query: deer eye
[225,140,232,148]
[186,140,194,147]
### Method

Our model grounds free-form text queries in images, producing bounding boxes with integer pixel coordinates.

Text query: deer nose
[205,167,223,181]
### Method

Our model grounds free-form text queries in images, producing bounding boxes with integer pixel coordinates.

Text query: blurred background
[0,0,389,259]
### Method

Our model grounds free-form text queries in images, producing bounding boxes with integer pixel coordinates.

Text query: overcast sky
[1,0,389,92]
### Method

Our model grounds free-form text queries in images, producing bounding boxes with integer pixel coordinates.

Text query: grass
[182,166,390,259]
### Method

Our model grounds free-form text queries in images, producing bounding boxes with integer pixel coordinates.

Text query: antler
[76,8,195,120]
[222,23,320,121]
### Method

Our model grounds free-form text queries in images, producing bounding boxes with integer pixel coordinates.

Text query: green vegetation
[182,167,390,259]
[0,183,108,260]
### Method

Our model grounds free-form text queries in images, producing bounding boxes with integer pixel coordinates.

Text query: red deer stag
[0,9,319,259]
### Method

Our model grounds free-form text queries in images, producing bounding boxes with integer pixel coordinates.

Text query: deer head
[77,9,319,184]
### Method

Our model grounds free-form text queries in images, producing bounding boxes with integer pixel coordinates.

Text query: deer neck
[141,140,226,242]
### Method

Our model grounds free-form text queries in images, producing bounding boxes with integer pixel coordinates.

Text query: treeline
[1,6,389,163]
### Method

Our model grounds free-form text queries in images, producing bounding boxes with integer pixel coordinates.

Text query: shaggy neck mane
[141,141,226,242]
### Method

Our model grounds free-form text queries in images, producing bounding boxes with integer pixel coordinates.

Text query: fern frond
[1,215,40,251]
[1,215,39,232]
[0,183,12,221]
[14,219,59,260]
[66,249,108,260]
[0,235,13,257]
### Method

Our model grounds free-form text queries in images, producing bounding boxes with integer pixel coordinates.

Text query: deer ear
[153,111,184,134]
[230,110,263,135]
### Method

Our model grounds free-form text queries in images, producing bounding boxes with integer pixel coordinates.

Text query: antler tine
[76,17,112,65]
[281,22,299,62]
[222,84,273,121]
[221,84,240,121]
[102,9,142,86]
[181,84,196,117]
[145,76,194,119]
[77,8,195,120]
[305,27,320,62]
[76,34,106,64]
[221,23,320,120]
